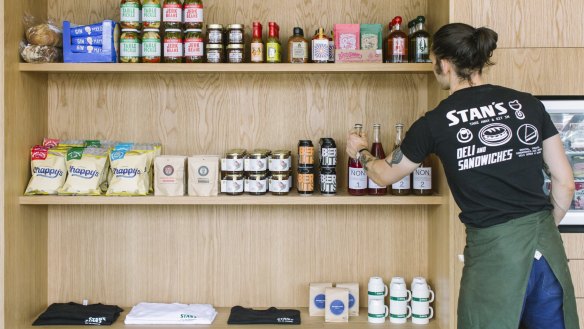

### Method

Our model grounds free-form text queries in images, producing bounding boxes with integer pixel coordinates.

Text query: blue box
[63,20,118,63]
[72,35,104,46]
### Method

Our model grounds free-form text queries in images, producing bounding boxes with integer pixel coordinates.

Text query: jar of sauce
[163,28,183,63]
[120,29,141,63]
[221,173,244,195]
[221,149,246,173]
[184,29,204,63]
[270,173,291,195]
[245,173,268,195]
[206,24,224,44]
[142,28,161,63]
[226,44,244,63]
[269,150,292,173]
[227,24,244,44]
[245,149,269,173]
[206,44,224,63]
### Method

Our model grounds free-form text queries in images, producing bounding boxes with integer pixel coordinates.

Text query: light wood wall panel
[578,299,584,329]
[0,0,5,326]
[449,0,584,48]
[568,260,584,298]
[562,234,584,259]
[48,73,429,188]
[48,205,430,307]
[4,1,50,329]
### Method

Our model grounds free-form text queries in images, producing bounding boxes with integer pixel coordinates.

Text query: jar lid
[206,44,224,49]
[252,148,271,156]
[223,173,244,179]
[225,148,247,157]
[271,173,290,179]
[227,44,244,49]
[227,24,244,29]
[248,173,268,179]
[272,150,291,156]
[185,29,203,33]
[121,29,140,33]
[165,28,182,32]
[207,24,224,29]
[143,28,160,32]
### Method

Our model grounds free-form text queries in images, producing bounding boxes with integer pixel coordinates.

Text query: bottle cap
[293,27,304,36]
[417,16,426,23]
[394,16,403,24]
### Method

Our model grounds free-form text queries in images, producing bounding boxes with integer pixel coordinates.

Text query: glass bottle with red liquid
[368,123,387,195]
[391,123,411,195]
[348,124,367,196]
[386,16,408,63]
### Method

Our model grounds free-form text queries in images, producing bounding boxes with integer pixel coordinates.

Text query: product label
[163,4,182,23]
[312,39,329,62]
[229,50,243,63]
[368,291,385,296]
[298,146,314,165]
[142,4,161,22]
[251,43,264,62]
[208,30,222,43]
[244,178,267,193]
[412,313,430,319]
[390,313,408,318]
[348,167,367,189]
[330,300,345,316]
[416,37,429,55]
[297,173,314,192]
[244,158,268,172]
[320,174,336,194]
[221,158,244,171]
[120,3,140,22]
[121,39,140,58]
[164,39,183,58]
[142,38,161,57]
[269,178,291,193]
[368,313,386,318]
[291,42,308,60]
[320,147,337,166]
[269,157,291,172]
[229,30,243,44]
[184,38,203,57]
[368,178,386,189]
[348,294,355,309]
[184,4,203,23]
[392,37,406,55]
[412,297,431,302]
[339,33,357,50]
[392,175,411,189]
[328,41,335,62]
[314,294,326,309]
[266,42,281,62]
[221,179,244,194]
[207,50,221,63]
[413,167,432,190]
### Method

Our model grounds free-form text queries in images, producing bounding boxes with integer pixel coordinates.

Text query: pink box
[334,24,360,50]
[335,49,382,63]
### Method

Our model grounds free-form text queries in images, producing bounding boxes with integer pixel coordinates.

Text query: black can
[319,137,337,167]
[297,166,315,195]
[320,166,337,195]
[298,140,314,166]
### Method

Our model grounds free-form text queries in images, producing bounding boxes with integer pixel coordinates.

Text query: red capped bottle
[348,124,367,196]
[387,16,408,63]
[250,21,264,63]
[368,123,387,195]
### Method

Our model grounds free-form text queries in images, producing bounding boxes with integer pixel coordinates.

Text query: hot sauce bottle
[391,123,411,195]
[287,27,308,63]
[266,22,281,63]
[250,21,264,63]
[368,123,387,195]
[348,124,367,196]
[387,16,408,63]
[311,28,329,63]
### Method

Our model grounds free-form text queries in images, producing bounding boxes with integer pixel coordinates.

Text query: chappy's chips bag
[58,147,108,196]
[24,146,67,195]
[106,148,154,196]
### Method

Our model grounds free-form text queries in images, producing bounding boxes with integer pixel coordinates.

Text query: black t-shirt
[401,84,557,228]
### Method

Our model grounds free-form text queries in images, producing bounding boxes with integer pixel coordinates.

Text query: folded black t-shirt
[227,306,301,325]
[33,302,123,326]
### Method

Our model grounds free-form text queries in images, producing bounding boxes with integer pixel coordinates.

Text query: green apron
[457,210,580,329]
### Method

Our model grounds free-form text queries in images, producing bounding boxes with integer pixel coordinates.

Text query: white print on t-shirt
[457,128,474,143]
[457,148,513,171]
[478,123,513,147]
[517,124,539,145]
[508,100,525,120]
[85,317,107,324]
[446,102,509,126]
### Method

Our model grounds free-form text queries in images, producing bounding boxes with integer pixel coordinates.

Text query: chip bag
[24,146,67,195]
[106,148,154,196]
[58,147,108,196]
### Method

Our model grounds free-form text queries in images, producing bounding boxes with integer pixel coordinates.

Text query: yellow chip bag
[58,147,108,196]
[24,146,67,195]
[106,149,153,196]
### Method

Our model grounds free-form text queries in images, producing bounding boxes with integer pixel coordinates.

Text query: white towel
[125,303,218,325]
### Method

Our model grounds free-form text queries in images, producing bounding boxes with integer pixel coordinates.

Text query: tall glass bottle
[266,22,281,63]
[368,123,387,195]
[287,27,308,63]
[348,124,367,196]
[387,16,408,63]
[413,157,433,195]
[312,28,329,63]
[411,16,430,63]
[391,123,411,195]
[251,21,264,63]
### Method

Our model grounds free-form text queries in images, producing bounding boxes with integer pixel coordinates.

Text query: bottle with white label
[391,123,411,195]
[413,157,432,195]
[348,124,367,196]
[312,28,329,63]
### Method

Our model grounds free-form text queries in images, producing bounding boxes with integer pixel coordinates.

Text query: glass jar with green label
[120,0,141,30]
[142,28,161,63]
[120,29,141,63]
[142,0,161,29]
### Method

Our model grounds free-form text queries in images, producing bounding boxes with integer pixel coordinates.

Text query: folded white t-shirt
[125,303,218,325]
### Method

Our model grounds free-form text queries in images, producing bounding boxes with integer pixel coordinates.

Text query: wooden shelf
[19,192,445,206]
[19,62,434,73]
[29,307,441,329]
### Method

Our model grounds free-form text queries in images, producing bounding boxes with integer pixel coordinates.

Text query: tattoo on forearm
[385,148,404,167]
[359,151,376,172]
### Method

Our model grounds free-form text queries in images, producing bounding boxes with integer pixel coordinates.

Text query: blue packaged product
[70,23,104,37]
[71,45,103,53]
[71,36,103,46]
